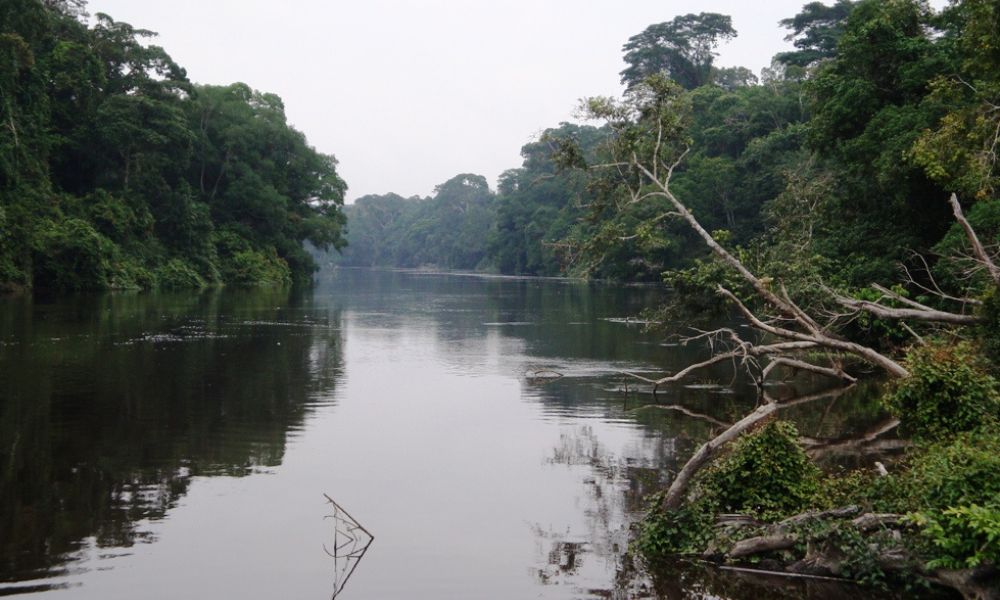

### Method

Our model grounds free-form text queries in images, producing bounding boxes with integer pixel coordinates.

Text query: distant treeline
[1,0,347,291]
[337,0,999,291]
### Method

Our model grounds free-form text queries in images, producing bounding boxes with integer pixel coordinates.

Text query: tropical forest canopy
[0,0,347,291]
[3,0,1000,300]
[337,0,1000,300]
[5,0,1000,590]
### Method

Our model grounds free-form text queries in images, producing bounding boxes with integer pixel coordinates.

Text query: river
[1,268,910,598]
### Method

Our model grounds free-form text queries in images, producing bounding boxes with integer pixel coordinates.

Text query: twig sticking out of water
[323,494,374,599]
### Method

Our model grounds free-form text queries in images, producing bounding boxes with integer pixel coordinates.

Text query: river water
[0,269,905,598]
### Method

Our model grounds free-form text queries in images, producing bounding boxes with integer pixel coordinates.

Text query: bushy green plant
[222,249,291,286]
[698,421,821,520]
[904,430,1000,511]
[213,229,291,286]
[979,287,1000,369]
[155,258,206,289]
[76,190,154,243]
[31,217,118,290]
[109,257,155,290]
[635,494,715,560]
[814,469,911,514]
[884,341,1000,440]
[908,503,1000,570]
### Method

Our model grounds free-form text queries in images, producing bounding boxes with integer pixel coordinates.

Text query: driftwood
[851,513,904,532]
[716,506,863,560]
[802,417,908,459]
[704,507,1000,599]
[778,505,861,527]
[728,534,797,559]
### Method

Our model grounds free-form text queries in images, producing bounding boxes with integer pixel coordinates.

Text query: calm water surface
[1,269,899,598]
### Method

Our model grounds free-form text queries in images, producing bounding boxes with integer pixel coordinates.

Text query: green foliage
[698,421,821,520]
[905,430,1000,511]
[337,174,494,271]
[213,229,290,286]
[155,258,206,289]
[657,254,751,325]
[911,0,1000,200]
[110,257,155,290]
[621,13,737,90]
[884,341,1000,439]
[635,494,715,559]
[776,0,857,67]
[909,503,1000,570]
[0,3,346,292]
[814,469,906,513]
[486,124,605,276]
[979,287,1000,367]
[31,217,118,290]
[802,0,957,286]
[224,249,291,287]
[839,286,916,349]
[931,198,1000,293]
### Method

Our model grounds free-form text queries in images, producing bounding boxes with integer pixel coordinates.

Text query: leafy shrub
[884,341,1000,440]
[979,287,1000,368]
[109,257,155,290]
[814,469,912,514]
[78,189,154,243]
[223,249,291,286]
[214,229,291,286]
[904,429,1000,511]
[31,217,118,290]
[635,494,715,560]
[697,421,820,520]
[155,258,206,289]
[908,503,1000,570]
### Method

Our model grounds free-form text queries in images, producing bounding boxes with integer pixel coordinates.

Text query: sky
[82,1,839,202]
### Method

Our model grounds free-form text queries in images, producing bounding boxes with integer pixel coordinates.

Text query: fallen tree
[570,75,999,511]
[565,76,1000,597]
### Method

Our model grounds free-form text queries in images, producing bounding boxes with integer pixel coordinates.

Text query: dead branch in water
[660,385,854,510]
[323,494,374,599]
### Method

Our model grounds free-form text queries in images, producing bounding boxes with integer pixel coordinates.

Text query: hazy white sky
[82,1,838,201]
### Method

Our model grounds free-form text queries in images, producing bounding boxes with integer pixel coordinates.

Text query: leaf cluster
[884,341,1000,440]
[696,421,821,521]
[0,2,348,291]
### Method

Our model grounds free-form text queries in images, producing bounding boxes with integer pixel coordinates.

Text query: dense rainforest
[0,0,347,291]
[337,0,1000,593]
[339,0,997,293]
[4,0,1000,593]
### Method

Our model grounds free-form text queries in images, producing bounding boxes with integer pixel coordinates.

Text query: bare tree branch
[949,193,1000,285]
[831,289,981,325]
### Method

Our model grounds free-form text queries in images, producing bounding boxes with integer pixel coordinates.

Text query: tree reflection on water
[0,288,343,589]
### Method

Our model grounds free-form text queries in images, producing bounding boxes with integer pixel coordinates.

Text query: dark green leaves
[620,13,736,90]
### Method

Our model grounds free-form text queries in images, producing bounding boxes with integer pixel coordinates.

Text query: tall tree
[620,13,736,90]
[776,0,857,67]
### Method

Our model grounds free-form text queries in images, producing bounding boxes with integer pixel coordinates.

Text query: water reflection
[0,288,343,590]
[0,269,905,599]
